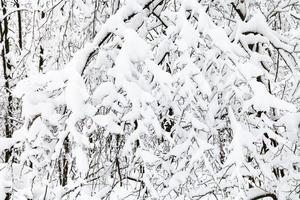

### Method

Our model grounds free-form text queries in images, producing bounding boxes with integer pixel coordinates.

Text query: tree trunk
[59,136,69,186]
[1,0,13,163]
[1,1,15,199]
[15,0,23,49]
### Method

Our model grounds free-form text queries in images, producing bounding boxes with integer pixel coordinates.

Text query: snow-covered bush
[1,0,300,199]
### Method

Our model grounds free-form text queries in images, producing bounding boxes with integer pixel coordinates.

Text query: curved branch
[250,193,278,200]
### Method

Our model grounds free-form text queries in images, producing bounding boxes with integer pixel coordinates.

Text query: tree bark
[1,0,13,163]
[15,0,22,49]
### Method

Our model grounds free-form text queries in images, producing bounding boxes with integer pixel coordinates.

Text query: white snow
[243,80,297,112]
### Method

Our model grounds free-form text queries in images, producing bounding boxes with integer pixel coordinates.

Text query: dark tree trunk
[59,136,69,186]
[1,0,13,163]
[15,0,23,49]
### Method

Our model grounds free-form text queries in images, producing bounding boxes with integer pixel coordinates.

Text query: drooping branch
[81,0,165,76]
[250,193,278,200]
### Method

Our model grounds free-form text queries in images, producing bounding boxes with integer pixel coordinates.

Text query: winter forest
[1,0,300,199]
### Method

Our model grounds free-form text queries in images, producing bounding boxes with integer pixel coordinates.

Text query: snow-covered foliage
[1,0,300,199]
